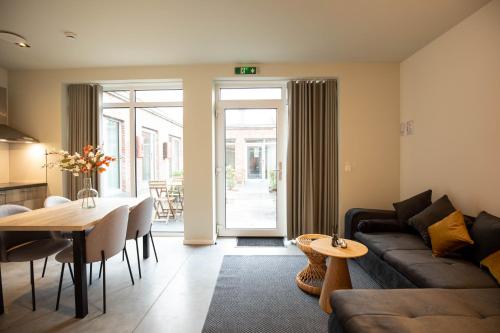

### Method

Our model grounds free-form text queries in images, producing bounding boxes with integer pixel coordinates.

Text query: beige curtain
[66,84,102,200]
[287,80,338,239]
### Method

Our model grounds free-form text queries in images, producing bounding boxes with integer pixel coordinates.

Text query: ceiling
[0,0,491,70]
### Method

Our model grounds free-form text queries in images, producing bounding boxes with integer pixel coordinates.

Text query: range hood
[0,124,39,144]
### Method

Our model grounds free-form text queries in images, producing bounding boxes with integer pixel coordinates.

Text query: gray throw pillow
[469,211,500,263]
[408,195,456,247]
[393,190,432,224]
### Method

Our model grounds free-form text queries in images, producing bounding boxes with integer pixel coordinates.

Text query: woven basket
[295,234,329,295]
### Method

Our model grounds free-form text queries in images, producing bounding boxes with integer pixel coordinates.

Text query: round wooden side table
[310,237,368,314]
[295,234,329,295]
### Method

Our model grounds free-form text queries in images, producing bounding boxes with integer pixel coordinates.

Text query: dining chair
[125,197,158,279]
[41,196,72,278]
[55,205,133,313]
[0,204,71,311]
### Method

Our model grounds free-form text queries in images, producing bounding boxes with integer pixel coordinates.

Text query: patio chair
[149,180,176,219]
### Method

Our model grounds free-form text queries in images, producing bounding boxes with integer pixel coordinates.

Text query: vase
[77,177,99,209]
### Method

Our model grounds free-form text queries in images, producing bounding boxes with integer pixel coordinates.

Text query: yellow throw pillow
[428,210,474,257]
[481,250,500,284]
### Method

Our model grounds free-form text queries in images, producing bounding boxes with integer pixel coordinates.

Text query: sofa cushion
[393,190,432,224]
[408,195,456,247]
[330,288,500,333]
[354,232,428,258]
[470,211,500,263]
[383,249,498,288]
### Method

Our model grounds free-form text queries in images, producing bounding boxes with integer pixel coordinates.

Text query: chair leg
[89,263,93,286]
[41,257,48,278]
[135,236,142,279]
[123,247,134,285]
[122,249,125,262]
[101,251,106,314]
[56,263,65,311]
[68,263,75,284]
[149,231,159,263]
[30,261,36,311]
[98,261,103,279]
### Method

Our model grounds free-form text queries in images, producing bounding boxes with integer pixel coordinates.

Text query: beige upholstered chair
[0,204,71,311]
[55,206,133,313]
[125,197,158,278]
[41,196,73,278]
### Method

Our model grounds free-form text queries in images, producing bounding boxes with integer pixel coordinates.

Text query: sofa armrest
[344,208,397,239]
[358,219,405,233]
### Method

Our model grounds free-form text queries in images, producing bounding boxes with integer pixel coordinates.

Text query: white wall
[0,67,9,183]
[401,0,500,216]
[8,63,400,242]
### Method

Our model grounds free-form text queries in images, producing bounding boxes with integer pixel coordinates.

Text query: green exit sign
[235,66,257,75]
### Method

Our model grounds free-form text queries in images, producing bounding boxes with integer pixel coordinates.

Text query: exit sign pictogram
[235,66,257,75]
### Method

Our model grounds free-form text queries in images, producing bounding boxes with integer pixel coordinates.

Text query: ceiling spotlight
[0,31,30,48]
[64,31,78,39]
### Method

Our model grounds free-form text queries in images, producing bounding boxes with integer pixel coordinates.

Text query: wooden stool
[295,234,329,295]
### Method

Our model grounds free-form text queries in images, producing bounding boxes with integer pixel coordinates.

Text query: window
[141,128,158,182]
[135,89,183,103]
[220,88,282,101]
[101,85,183,198]
[103,91,130,103]
[102,116,121,190]
[169,135,182,177]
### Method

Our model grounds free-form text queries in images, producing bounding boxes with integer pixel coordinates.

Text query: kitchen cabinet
[0,183,47,209]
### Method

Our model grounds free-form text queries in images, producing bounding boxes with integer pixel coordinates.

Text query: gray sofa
[328,208,499,333]
[329,288,500,333]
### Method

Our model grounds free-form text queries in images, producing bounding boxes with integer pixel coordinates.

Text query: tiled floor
[0,237,301,333]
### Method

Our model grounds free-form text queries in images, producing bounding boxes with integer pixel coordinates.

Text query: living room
[0,1,498,332]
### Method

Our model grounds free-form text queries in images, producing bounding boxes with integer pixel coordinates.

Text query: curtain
[66,84,102,200]
[287,80,338,240]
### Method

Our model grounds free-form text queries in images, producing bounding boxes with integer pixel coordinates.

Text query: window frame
[100,82,183,196]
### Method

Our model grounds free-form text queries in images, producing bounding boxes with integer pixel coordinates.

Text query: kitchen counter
[0,182,47,191]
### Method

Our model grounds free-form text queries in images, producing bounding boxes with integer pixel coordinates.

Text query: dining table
[0,197,146,318]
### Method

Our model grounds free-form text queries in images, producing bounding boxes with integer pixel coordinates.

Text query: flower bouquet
[46,145,116,208]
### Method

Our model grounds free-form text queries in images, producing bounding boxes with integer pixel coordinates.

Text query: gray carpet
[202,255,380,333]
[236,237,285,247]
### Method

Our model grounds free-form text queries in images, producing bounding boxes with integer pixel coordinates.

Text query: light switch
[344,163,352,172]
[400,122,407,136]
[406,120,415,135]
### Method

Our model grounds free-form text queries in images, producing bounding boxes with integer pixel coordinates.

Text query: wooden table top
[0,197,143,232]
[311,237,368,259]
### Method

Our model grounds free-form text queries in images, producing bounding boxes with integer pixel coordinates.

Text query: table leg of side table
[319,257,352,314]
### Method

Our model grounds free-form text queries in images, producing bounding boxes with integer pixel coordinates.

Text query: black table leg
[0,264,4,315]
[143,234,150,259]
[72,231,88,318]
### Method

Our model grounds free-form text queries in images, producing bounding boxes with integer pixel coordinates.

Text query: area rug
[202,255,380,333]
[236,237,284,247]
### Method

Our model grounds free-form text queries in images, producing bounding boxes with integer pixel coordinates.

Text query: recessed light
[0,31,30,48]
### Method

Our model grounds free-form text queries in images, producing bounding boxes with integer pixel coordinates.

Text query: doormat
[236,237,284,247]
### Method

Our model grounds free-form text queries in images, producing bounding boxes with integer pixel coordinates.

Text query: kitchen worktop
[0,182,47,191]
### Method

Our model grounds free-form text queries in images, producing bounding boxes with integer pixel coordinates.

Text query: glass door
[216,83,287,237]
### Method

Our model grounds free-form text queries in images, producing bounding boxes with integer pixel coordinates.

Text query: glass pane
[220,88,282,101]
[136,107,184,197]
[100,108,132,197]
[135,89,183,103]
[225,108,277,229]
[103,91,130,103]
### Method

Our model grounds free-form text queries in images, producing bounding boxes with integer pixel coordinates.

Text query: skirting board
[183,239,217,245]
